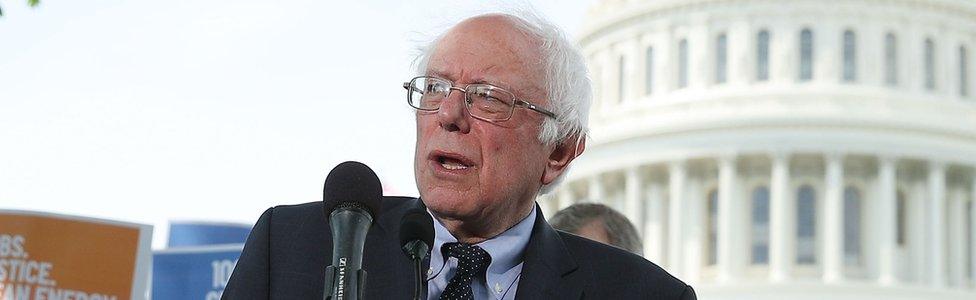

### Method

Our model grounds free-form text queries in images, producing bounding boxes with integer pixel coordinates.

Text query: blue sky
[0,0,596,248]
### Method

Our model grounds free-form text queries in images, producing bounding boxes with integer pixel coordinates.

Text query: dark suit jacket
[222,197,696,299]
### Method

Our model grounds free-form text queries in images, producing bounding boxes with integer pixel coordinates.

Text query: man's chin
[421,197,477,221]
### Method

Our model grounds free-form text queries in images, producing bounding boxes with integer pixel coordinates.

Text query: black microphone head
[399,207,434,252]
[323,161,383,220]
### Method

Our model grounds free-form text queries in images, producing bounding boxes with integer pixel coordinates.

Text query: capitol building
[538,0,976,299]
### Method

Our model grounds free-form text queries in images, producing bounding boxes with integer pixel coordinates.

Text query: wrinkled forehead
[426,15,547,100]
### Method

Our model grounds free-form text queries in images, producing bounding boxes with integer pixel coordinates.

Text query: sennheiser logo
[336,257,347,300]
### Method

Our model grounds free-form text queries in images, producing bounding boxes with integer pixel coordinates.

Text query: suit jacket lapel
[514,205,585,300]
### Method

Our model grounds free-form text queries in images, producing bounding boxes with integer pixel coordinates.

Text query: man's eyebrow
[425,69,525,94]
[468,78,494,86]
[427,70,452,80]
[471,65,511,88]
[468,76,513,90]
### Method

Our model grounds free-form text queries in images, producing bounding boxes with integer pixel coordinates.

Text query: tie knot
[442,242,491,276]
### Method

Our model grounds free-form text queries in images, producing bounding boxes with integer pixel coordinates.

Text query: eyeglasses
[402,76,557,122]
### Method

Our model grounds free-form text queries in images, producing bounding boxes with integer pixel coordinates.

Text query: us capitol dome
[538,0,976,299]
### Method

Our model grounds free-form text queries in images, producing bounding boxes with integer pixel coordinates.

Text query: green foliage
[0,0,41,17]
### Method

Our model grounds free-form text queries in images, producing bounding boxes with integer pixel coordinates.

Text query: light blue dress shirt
[426,208,536,300]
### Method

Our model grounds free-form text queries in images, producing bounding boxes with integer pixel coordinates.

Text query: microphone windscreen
[323,161,383,219]
[398,207,434,249]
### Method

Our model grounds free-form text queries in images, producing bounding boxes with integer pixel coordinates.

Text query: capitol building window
[799,28,814,81]
[617,55,626,103]
[678,38,688,89]
[960,46,969,97]
[751,186,770,265]
[757,30,770,82]
[715,33,728,84]
[885,33,898,86]
[843,30,857,83]
[796,185,817,265]
[843,186,863,267]
[645,46,654,95]
[926,38,936,90]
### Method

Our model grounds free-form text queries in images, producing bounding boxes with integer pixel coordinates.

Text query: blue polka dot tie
[439,243,491,300]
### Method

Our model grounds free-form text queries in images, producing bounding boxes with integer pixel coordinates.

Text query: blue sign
[168,221,251,247]
[152,245,243,300]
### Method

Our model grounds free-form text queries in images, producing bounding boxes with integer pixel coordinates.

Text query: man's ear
[541,134,586,185]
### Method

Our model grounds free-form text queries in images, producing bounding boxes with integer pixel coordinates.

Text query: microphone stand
[402,240,430,300]
[412,258,425,300]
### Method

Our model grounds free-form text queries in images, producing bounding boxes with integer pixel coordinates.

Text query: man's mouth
[438,156,470,170]
[430,151,475,172]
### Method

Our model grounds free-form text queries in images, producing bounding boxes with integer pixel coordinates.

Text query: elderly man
[223,12,694,300]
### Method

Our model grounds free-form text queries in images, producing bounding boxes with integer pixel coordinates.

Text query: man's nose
[436,89,471,133]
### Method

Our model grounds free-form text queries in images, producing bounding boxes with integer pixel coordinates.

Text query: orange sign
[0,210,152,300]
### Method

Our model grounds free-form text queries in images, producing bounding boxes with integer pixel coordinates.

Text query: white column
[688,16,708,89]
[770,22,796,85]
[598,51,613,111]
[588,175,604,203]
[557,188,573,210]
[815,23,841,83]
[628,39,643,101]
[770,153,793,281]
[928,162,946,287]
[668,161,687,275]
[877,157,898,284]
[717,155,737,282]
[905,25,923,93]
[823,154,845,282]
[625,167,644,236]
[645,182,666,262]
[940,32,955,98]
[590,51,603,112]
[861,20,884,86]
[612,48,624,104]
[727,19,752,86]
[659,24,674,93]
[949,188,966,287]
[684,179,704,283]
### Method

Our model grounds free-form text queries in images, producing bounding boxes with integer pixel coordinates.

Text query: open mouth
[438,156,469,170]
[431,151,474,171]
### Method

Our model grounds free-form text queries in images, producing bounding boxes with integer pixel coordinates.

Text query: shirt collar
[429,207,536,276]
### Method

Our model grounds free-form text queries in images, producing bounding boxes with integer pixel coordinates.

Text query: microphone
[399,207,434,300]
[399,207,434,260]
[322,161,383,300]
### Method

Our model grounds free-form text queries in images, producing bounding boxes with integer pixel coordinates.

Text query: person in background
[550,203,643,255]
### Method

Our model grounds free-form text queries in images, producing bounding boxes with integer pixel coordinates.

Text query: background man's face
[414,16,551,226]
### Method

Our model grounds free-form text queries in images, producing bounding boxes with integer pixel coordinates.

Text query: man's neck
[434,204,535,244]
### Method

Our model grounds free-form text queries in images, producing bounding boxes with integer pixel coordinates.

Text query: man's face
[414,16,551,228]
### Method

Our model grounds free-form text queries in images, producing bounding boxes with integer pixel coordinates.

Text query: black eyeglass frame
[402,75,557,122]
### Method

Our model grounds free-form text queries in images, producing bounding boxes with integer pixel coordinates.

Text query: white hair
[411,8,591,195]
